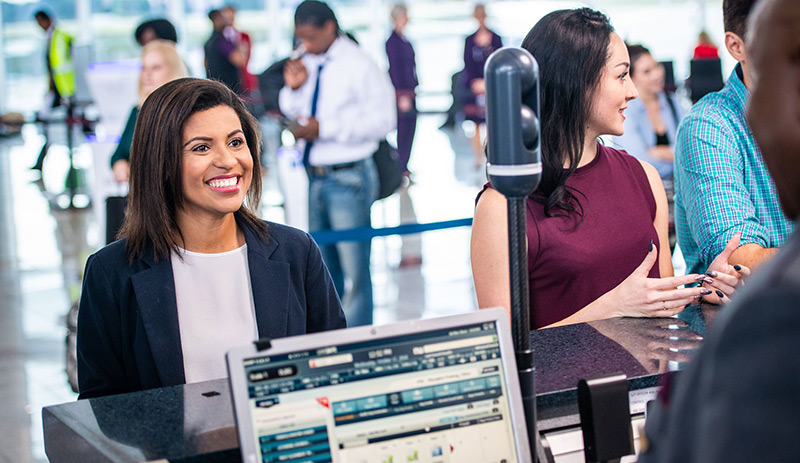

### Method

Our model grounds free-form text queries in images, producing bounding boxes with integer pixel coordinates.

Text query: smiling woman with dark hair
[77,78,345,399]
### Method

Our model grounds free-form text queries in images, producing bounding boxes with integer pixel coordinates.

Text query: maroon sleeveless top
[482,143,661,328]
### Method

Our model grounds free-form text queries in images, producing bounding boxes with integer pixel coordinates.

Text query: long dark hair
[626,44,650,78]
[521,8,614,219]
[120,78,268,262]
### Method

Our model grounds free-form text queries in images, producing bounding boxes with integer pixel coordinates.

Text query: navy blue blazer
[77,221,345,399]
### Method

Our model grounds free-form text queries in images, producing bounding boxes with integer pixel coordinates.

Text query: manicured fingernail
[694,274,706,281]
[703,277,714,284]
[649,239,654,252]
[700,289,712,295]
[706,271,717,277]
[733,264,742,271]
[715,290,724,298]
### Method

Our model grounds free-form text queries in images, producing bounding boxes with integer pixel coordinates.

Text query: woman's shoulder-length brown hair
[119,77,268,262]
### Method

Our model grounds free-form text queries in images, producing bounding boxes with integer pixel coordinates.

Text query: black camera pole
[484,48,547,463]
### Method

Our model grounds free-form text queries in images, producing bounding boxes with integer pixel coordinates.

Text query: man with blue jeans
[674,0,794,283]
[280,1,395,326]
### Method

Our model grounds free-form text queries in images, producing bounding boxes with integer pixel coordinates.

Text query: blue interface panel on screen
[227,310,528,463]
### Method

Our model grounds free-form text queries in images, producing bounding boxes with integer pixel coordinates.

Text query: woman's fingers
[700,289,721,305]
[734,264,752,279]
[719,291,732,304]
[654,286,710,304]
[633,244,659,277]
[645,297,694,318]
[644,286,712,316]
[712,232,741,266]
[651,273,706,290]
[703,289,731,305]
[702,269,746,304]
[704,270,739,288]
[701,278,737,297]
[663,305,690,317]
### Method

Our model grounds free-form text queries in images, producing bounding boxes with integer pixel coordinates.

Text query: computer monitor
[227,308,531,463]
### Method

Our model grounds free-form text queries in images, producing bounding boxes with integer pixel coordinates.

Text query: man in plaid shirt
[674,0,794,277]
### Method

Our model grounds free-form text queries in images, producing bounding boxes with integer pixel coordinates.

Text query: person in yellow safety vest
[35,10,75,108]
[32,10,76,172]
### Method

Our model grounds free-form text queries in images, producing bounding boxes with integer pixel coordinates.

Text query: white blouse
[171,244,257,383]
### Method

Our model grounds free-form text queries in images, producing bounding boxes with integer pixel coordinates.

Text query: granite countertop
[43,304,721,462]
[43,378,240,463]
[533,304,720,430]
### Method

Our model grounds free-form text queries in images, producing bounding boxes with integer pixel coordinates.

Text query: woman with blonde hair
[110,39,189,184]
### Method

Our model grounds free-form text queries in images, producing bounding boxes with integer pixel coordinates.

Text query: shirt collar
[322,35,346,61]
[725,63,749,116]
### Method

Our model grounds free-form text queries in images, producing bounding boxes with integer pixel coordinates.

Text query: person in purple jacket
[385,3,418,178]
[463,4,502,168]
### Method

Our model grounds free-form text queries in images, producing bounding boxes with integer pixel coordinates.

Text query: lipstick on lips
[206,174,241,193]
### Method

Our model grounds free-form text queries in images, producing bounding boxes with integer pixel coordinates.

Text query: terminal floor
[0,114,486,463]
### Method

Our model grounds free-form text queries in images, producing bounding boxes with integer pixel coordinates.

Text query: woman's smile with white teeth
[207,176,239,188]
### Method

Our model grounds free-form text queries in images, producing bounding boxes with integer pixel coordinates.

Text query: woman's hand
[700,233,751,304]
[607,243,710,318]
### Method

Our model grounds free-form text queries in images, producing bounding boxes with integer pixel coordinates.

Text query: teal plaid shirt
[674,65,794,275]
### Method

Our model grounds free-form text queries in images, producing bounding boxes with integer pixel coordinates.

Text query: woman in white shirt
[77,78,345,399]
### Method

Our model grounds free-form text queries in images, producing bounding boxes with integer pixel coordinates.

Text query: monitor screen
[239,321,520,463]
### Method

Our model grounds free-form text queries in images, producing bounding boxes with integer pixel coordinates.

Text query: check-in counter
[43,304,718,462]
[534,305,716,461]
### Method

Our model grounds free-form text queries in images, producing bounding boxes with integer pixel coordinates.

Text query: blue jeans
[308,157,378,327]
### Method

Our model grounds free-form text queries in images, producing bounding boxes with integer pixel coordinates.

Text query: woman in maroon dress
[470,8,747,328]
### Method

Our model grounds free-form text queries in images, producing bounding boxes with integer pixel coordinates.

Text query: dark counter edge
[536,371,669,432]
[44,406,119,463]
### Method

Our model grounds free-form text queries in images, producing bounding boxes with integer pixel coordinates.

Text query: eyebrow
[614,62,630,69]
[182,129,244,148]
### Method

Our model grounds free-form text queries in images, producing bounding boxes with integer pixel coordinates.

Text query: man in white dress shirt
[280,0,396,327]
